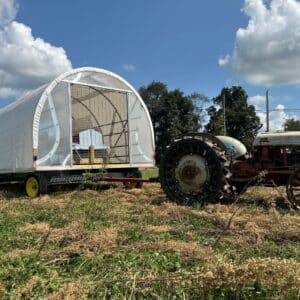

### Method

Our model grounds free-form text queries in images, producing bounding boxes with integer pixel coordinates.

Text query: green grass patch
[0,185,299,298]
[141,167,158,179]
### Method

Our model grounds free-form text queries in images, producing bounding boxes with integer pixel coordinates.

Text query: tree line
[139,82,300,163]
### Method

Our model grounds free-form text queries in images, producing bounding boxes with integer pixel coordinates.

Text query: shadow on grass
[0,182,118,200]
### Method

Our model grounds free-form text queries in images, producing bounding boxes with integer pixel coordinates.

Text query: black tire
[286,169,300,209]
[124,169,143,189]
[159,138,223,205]
[38,174,49,195]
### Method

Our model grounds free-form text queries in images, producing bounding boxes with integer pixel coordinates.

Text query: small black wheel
[286,169,300,209]
[159,138,223,205]
[124,169,143,189]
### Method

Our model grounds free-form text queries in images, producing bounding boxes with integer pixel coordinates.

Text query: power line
[148,107,300,113]
[255,109,300,112]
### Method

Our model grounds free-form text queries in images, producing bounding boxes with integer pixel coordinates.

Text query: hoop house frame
[0,67,155,174]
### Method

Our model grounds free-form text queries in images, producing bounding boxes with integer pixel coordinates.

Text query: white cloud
[220,0,300,85]
[249,94,265,108]
[122,64,135,72]
[268,104,289,131]
[0,0,72,99]
[0,0,17,26]
[249,94,292,130]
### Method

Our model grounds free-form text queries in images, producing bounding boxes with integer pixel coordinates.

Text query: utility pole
[223,94,226,136]
[266,90,270,132]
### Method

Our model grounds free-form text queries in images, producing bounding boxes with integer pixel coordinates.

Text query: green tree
[139,82,205,163]
[205,86,261,149]
[284,118,300,131]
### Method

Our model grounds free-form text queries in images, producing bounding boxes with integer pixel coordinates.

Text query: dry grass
[20,221,118,257]
[191,202,300,246]
[30,195,69,210]
[0,283,6,298]
[128,240,203,257]
[145,225,175,233]
[48,280,87,300]
[203,257,300,290]
[3,249,35,260]
[21,222,51,235]
[60,227,118,257]
[0,183,299,298]
[15,276,45,299]
[21,221,85,243]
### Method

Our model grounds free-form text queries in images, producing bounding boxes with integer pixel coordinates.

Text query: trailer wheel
[159,138,223,205]
[25,175,39,197]
[286,169,300,209]
[124,169,143,189]
[38,174,48,195]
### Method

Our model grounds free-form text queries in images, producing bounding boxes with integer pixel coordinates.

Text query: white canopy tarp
[0,67,155,173]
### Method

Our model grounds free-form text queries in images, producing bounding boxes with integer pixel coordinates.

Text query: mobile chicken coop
[0,67,155,196]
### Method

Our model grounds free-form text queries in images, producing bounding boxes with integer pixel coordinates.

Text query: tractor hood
[216,136,247,159]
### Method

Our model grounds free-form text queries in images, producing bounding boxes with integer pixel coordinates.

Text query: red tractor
[159,132,300,209]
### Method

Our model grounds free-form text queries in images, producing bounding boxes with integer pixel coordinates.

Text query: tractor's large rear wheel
[159,138,224,205]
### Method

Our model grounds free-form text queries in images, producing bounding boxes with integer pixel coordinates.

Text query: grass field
[0,176,299,299]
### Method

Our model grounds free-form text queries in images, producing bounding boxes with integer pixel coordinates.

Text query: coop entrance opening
[71,83,130,165]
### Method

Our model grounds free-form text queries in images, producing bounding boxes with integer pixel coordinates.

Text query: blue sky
[1,0,300,129]
[17,0,247,96]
